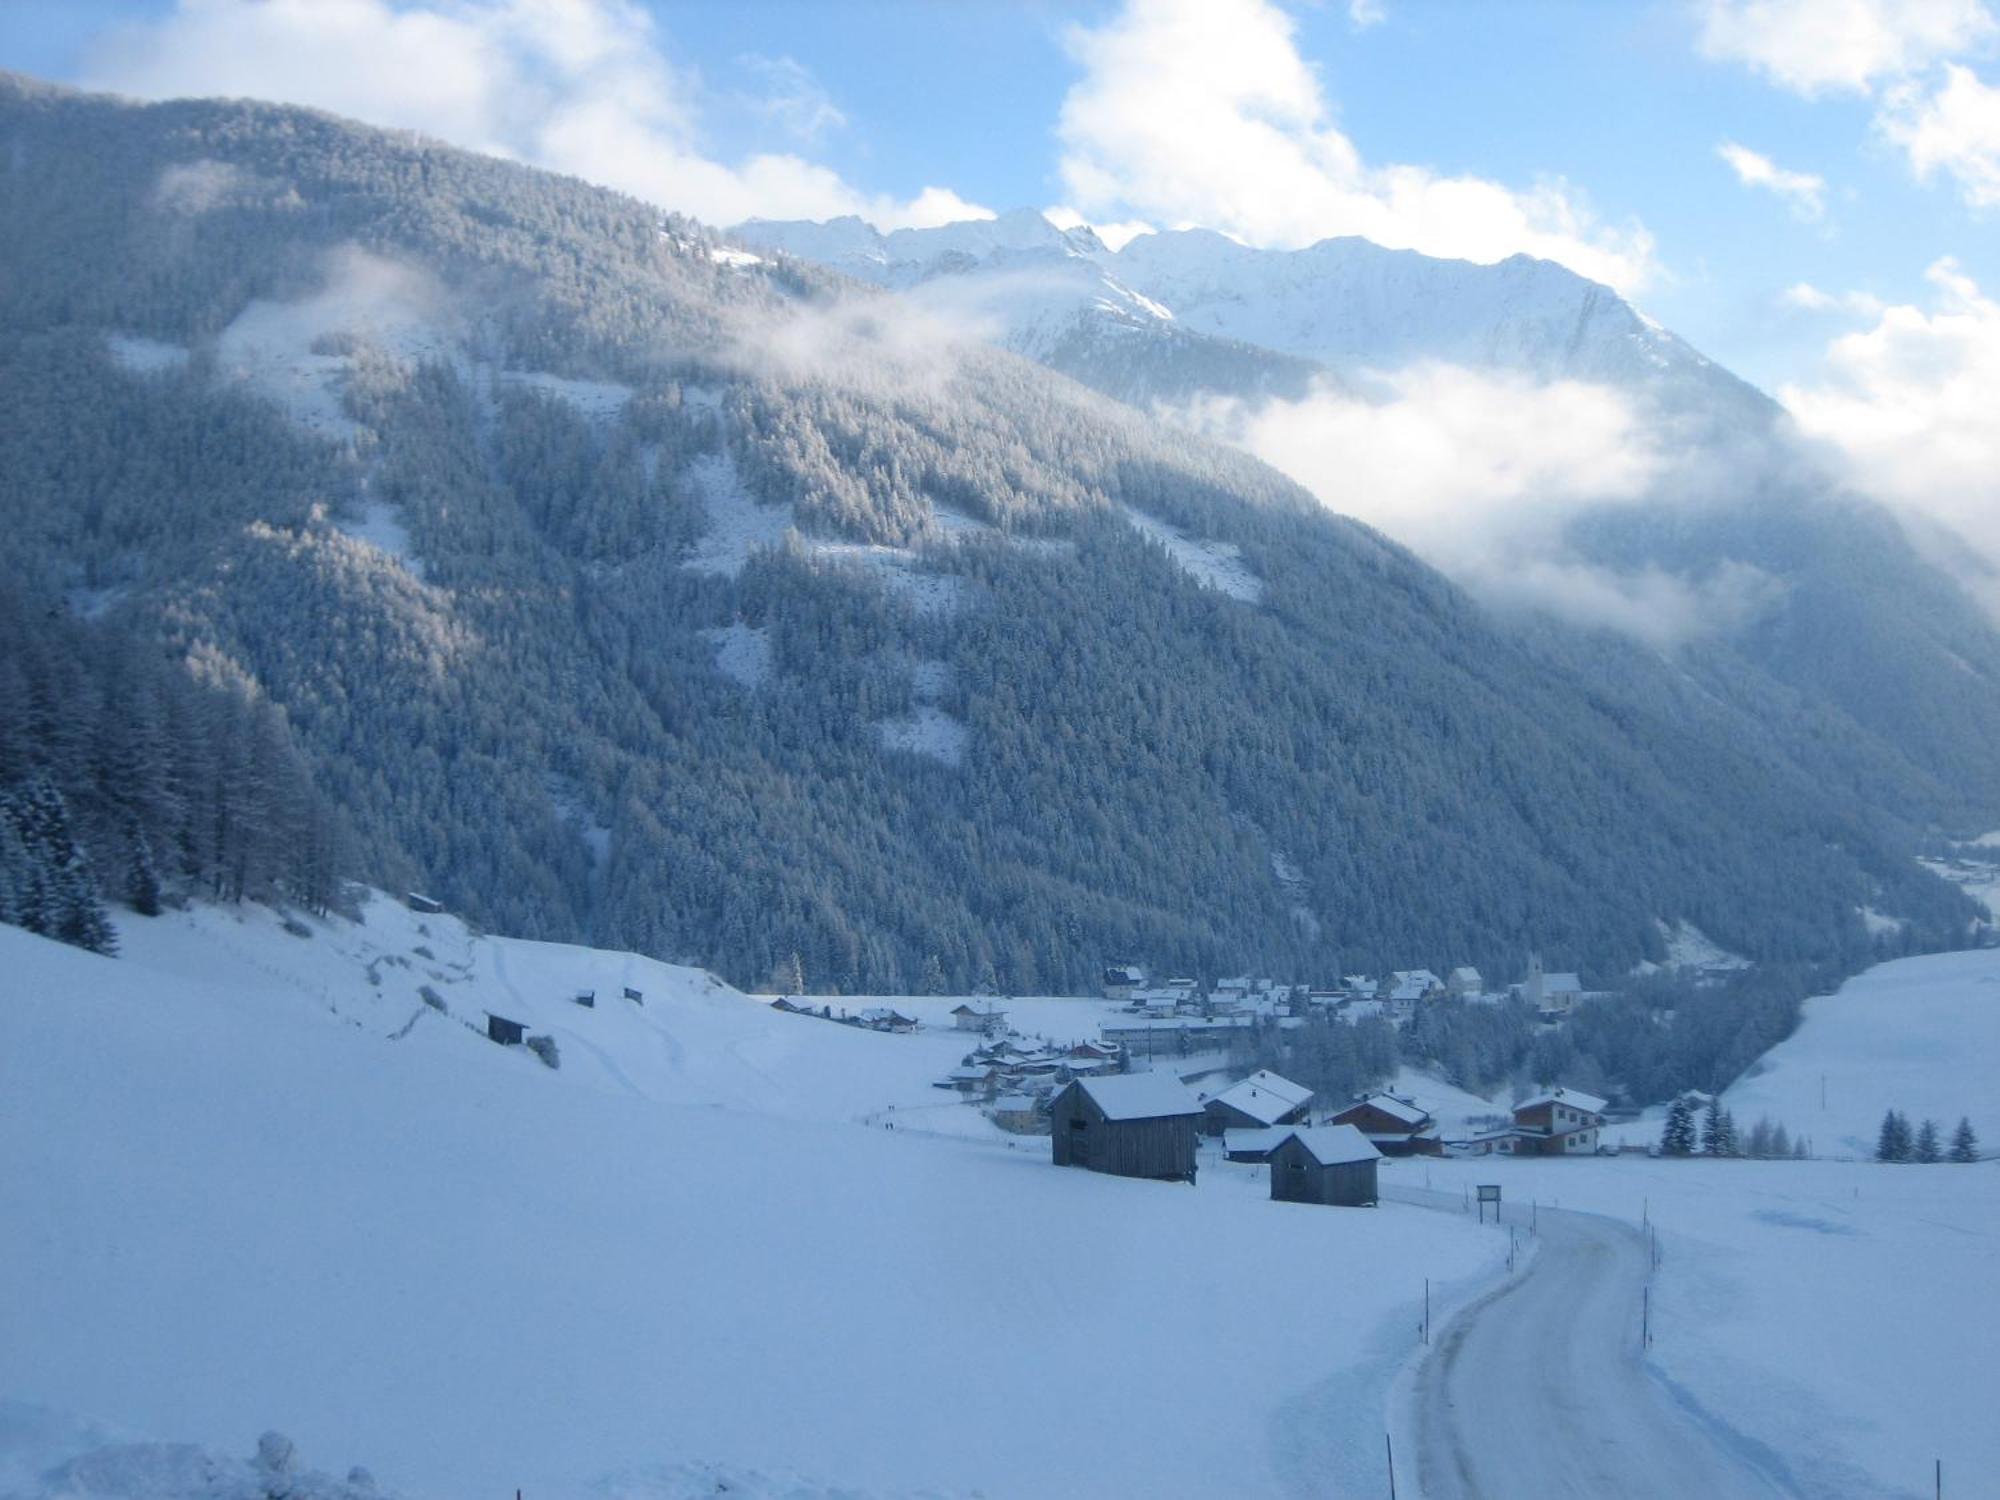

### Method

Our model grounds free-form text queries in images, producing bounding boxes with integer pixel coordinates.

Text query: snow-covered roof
[1517,1086,1608,1115]
[1449,966,1481,984]
[1222,1127,1290,1156]
[1387,980,1428,1001]
[1278,1125,1381,1167]
[1075,1072,1203,1121]
[1542,973,1583,995]
[1338,1092,1430,1128]
[951,1001,1006,1016]
[992,1094,1034,1112]
[1207,1073,1311,1126]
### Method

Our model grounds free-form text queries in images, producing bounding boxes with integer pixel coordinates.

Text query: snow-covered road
[1408,1196,1800,1500]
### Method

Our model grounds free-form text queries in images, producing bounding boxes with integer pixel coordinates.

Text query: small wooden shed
[405,891,445,915]
[1050,1073,1202,1182]
[1269,1125,1381,1207]
[486,1013,527,1046]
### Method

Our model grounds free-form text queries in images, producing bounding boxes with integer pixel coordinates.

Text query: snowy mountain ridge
[729,210,1756,410]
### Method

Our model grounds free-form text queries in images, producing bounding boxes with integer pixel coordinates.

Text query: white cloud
[1879,62,2000,204]
[83,0,988,233]
[1783,281,1888,316]
[734,53,846,144]
[1055,0,1657,292]
[1695,0,1996,97]
[1348,0,1388,29]
[1696,1,2000,209]
[1173,366,1780,646]
[1782,257,2000,616]
[1717,141,1829,218]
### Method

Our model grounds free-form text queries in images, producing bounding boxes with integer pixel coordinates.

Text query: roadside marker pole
[1424,1278,1431,1345]
[1643,1285,1652,1348]
[1386,1433,1397,1500]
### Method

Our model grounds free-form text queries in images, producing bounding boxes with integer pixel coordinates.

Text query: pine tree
[1792,1135,1809,1159]
[1702,1095,1727,1156]
[1746,1116,1775,1158]
[1876,1108,1913,1162]
[1914,1118,1942,1164]
[1716,1107,1740,1158]
[1948,1117,1979,1163]
[920,951,946,994]
[1660,1095,1697,1156]
[126,824,162,917]
[1770,1122,1791,1158]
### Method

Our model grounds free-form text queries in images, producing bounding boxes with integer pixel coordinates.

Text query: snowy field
[0,899,1503,1499]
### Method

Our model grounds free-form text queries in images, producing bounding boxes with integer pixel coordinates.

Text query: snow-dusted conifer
[1948,1117,1978,1163]
[1914,1118,1942,1163]
[1661,1095,1697,1156]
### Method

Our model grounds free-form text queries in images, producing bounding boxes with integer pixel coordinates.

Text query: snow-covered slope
[0,899,1506,1499]
[1718,947,2000,1159]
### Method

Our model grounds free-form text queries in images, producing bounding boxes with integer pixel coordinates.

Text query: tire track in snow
[1408,1200,1803,1500]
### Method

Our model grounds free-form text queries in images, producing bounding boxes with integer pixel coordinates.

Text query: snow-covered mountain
[731,209,2000,825]
[730,211,1758,416]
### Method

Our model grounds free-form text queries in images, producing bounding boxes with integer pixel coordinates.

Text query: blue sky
[1,0,1994,399]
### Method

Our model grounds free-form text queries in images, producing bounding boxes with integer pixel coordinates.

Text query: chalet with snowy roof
[1102,962,1147,1002]
[951,1001,1008,1034]
[990,1094,1042,1133]
[1201,1070,1314,1136]
[857,1007,917,1033]
[1448,966,1483,998]
[1328,1091,1440,1156]
[1269,1126,1381,1207]
[1050,1072,1203,1182]
[1503,1087,1607,1156]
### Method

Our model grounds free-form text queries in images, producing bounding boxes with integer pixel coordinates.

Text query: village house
[1381,969,1444,1001]
[1101,962,1147,1003]
[1201,1069,1314,1137]
[1447,966,1483,998]
[1049,1073,1203,1182]
[856,1007,917,1033]
[1328,1090,1440,1156]
[990,1093,1043,1133]
[1269,1126,1381,1207]
[1484,1086,1608,1156]
[951,1001,1008,1035]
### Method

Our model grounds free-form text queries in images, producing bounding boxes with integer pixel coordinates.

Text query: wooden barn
[1201,1069,1313,1136]
[1269,1126,1381,1207]
[1328,1091,1441,1156]
[1050,1073,1203,1182]
[485,1013,526,1046]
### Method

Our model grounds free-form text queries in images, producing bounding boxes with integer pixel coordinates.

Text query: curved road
[1405,1198,1799,1500]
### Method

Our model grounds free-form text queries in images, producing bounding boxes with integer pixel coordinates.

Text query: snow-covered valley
[5,897,1997,1499]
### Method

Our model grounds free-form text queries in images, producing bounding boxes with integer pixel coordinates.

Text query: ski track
[1405,1192,1802,1500]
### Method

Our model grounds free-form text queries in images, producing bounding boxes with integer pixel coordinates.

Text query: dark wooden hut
[1049,1073,1202,1182]
[1269,1126,1381,1207]
[486,1013,527,1046]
